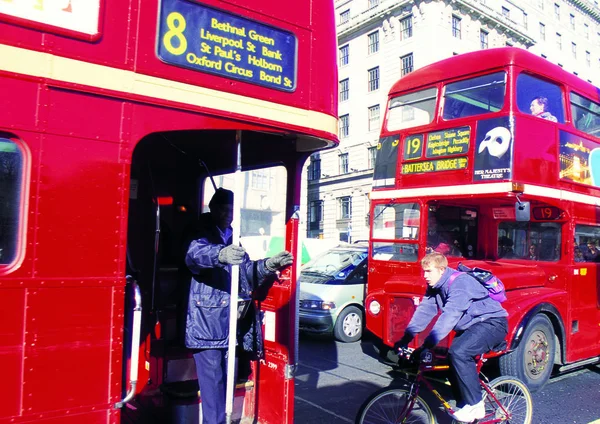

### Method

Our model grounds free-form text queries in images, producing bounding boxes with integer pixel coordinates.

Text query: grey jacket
[405,267,508,348]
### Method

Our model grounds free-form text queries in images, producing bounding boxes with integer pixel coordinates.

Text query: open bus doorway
[123,129,299,423]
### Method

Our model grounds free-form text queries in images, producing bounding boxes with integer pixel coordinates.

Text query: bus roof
[390,47,599,101]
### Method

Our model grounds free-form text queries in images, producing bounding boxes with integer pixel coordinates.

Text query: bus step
[558,356,600,373]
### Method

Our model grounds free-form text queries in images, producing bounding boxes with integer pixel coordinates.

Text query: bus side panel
[568,263,600,361]
[34,134,123,277]
[24,287,113,413]
[0,288,25,419]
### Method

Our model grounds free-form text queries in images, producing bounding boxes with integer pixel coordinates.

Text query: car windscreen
[302,249,368,277]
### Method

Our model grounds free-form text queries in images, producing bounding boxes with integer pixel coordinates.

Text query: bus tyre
[334,306,363,343]
[499,314,555,392]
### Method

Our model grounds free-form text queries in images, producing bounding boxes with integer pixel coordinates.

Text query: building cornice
[337,0,411,40]
[453,0,535,46]
[568,0,600,22]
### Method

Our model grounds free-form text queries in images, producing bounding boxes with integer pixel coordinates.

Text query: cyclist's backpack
[448,262,507,303]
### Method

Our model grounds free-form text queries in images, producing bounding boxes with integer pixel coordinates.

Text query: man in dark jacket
[185,188,293,424]
[395,252,508,423]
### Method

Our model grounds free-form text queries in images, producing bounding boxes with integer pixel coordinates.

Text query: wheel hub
[343,313,361,337]
[525,329,549,378]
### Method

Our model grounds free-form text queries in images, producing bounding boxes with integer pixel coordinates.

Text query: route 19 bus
[366,47,600,392]
[0,0,338,423]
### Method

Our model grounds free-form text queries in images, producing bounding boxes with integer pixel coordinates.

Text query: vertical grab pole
[226,130,243,424]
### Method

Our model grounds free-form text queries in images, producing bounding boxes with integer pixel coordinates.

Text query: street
[294,334,600,424]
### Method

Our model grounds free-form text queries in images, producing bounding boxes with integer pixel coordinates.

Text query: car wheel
[499,314,555,392]
[334,305,363,343]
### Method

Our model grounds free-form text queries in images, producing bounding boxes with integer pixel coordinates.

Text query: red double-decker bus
[366,47,600,392]
[0,1,337,423]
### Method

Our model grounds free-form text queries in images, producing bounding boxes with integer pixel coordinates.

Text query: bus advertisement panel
[367,48,600,393]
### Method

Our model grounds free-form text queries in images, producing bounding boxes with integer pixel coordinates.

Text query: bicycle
[356,346,533,424]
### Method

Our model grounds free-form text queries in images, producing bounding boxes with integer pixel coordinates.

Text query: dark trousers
[193,348,227,424]
[448,317,508,407]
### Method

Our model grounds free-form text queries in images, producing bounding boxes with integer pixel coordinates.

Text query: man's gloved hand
[265,251,293,271]
[218,245,246,265]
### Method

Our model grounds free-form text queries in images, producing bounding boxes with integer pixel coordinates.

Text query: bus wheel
[499,314,555,392]
[334,306,363,343]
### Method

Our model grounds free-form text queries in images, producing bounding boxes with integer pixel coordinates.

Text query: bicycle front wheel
[485,376,533,424]
[355,387,435,424]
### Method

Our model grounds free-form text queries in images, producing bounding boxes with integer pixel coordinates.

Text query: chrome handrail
[115,276,142,409]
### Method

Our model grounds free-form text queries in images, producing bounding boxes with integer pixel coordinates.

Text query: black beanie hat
[209,188,234,209]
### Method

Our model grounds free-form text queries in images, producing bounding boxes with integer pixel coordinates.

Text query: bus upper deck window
[570,92,600,136]
[0,138,24,266]
[387,87,437,131]
[516,73,565,123]
[442,72,506,120]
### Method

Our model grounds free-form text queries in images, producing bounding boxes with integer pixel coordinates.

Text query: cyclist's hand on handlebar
[409,347,433,364]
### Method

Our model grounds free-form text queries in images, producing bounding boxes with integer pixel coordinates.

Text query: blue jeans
[193,348,227,424]
[448,317,508,407]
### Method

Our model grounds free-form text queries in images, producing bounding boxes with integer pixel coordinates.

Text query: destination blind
[157,0,297,91]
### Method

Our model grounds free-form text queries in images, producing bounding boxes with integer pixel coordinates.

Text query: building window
[523,12,528,29]
[339,114,349,138]
[368,105,380,131]
[251,170,270,190]
[480,30,488,49]
[554,3,560,20]
[339,44,349,66]
[586,51,591,66]
[539,0,544,10]
[400,15,413,40]
[556,32,562,50]
[570,13,575,30]
[401,53,413,76]
[339,153,349,174]
[540,22,546,40]
[502,7,510,18]
[340,9,350,24]
[368,0,379,9]
[308,157,321,180]
[368,31,380,54]
[584,23,589,39]
[339,196,352,219]
[339,78,349,102]
[308,200,323,223]
[368,67,379,92]
[368,146,377,169]
[572,42,577,58]
[452,15,461,39]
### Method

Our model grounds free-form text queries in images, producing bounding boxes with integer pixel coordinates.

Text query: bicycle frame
[399,354,514,424]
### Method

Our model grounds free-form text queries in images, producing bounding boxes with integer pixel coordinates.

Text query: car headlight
[299,300,336,310]
[368,299,381,315]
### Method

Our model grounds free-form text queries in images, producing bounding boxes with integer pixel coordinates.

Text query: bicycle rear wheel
[485,376,533,424]
[355,387,435,424]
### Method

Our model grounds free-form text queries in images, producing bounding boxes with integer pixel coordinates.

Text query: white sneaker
[452,399,485,423]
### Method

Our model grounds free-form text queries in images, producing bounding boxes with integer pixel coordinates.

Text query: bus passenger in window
[574,247,585,262]
[498,236,515,259]
[585,241,599,261]
[529,96,558,122]
[527,244,538,260]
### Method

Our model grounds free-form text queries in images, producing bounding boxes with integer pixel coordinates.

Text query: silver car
[298,244,368,342]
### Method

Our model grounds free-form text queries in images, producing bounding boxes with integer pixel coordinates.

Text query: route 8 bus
[366,47,600,392]
[0,1,338,423]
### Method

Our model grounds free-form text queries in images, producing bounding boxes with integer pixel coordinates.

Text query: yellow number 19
[407,137,420,155]
[163,12,188,56]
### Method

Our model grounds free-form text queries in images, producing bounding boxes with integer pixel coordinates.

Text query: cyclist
[394,252,508,423]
